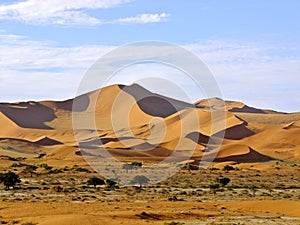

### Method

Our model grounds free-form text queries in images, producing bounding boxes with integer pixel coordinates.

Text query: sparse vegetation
[23,165,38,177]
[72,165,90,173]
[0,172,21,190]
[87,177,105,188]
[217,177,231,187]
[0,160,299,224]
[163,222,184,225]
[11,162,24,168]
[122,162,142,172]
[131,175,150,188]
[223,165,235,171]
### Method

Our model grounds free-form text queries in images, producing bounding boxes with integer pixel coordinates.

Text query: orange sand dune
[1,83,299,164]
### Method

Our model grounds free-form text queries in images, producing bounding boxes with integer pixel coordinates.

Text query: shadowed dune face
[0,83,300,164]
[185,132,212,146]
[229,106,266,114]
[212,147,274,163]
[120,84,195,117]
[215,123,255,140]
[34,136,63,146]
[136,96,180,117]
[0,102,56,129]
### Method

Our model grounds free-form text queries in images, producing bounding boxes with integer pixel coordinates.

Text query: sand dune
[0,83,299,164]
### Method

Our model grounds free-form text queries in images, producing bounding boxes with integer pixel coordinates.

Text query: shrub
[210,167,219,171]
[11,162,24,168]
[131,162,142,169]
[223,165,235,171]
[49,168,63,174]
[123,162,142,172]
[87,177,105,188]
[37,153,46,158]
[23,165,38,177]
[72,165,90,173]
[217,177,231,187]
[186,163,198,171]
[131,175,150,188]
[163,222,184,225]
[40,163,52,170]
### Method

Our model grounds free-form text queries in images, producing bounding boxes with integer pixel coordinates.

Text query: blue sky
[0,0,299,112]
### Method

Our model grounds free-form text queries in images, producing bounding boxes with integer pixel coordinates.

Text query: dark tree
[23,165,38,177]
[223,165,235,171]
[131,175,150,188]
[122,163,133,173]
[131,162,142,169]
[217,177,231,187]
[0,172,21,190]
[87,177,105,188]
[123,162,142,172]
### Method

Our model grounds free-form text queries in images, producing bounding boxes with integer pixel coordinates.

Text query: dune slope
[0,83,299,164]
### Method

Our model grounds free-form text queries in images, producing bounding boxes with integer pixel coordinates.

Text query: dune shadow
[119,84,194,118]
[213,147,274,163]
[0,102,56,129]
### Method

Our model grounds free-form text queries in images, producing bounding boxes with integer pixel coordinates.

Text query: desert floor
[0,161,299,225]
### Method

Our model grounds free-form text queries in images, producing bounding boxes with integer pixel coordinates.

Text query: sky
[0,0,299,112]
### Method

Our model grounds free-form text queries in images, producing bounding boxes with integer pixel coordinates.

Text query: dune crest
[0,84,299,163]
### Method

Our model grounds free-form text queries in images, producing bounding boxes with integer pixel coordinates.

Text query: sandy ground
[1,200,300,225]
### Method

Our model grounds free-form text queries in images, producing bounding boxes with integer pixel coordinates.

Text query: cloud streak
[0,0,169,25]
[0,32,299,111]
[116,13,170,24]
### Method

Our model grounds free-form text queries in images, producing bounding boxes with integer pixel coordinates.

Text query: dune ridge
[0,83,299,164]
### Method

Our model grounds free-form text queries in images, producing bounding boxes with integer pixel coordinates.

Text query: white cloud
[0,0,133,25]
[185,40,300,112]
[116,13,170,24]
[0,32,299,112]
[0,32,113,70]
[0,0,170,25]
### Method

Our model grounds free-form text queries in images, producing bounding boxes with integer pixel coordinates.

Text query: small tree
[131,162,142,170]
[23,165,38,177]
[122,163,133,173]
[87,177,105,188]
[131,175,150,188]
[123,162,142,173]
[217,177,231,187]
[223,165,234,171]
[0,172,21,190]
